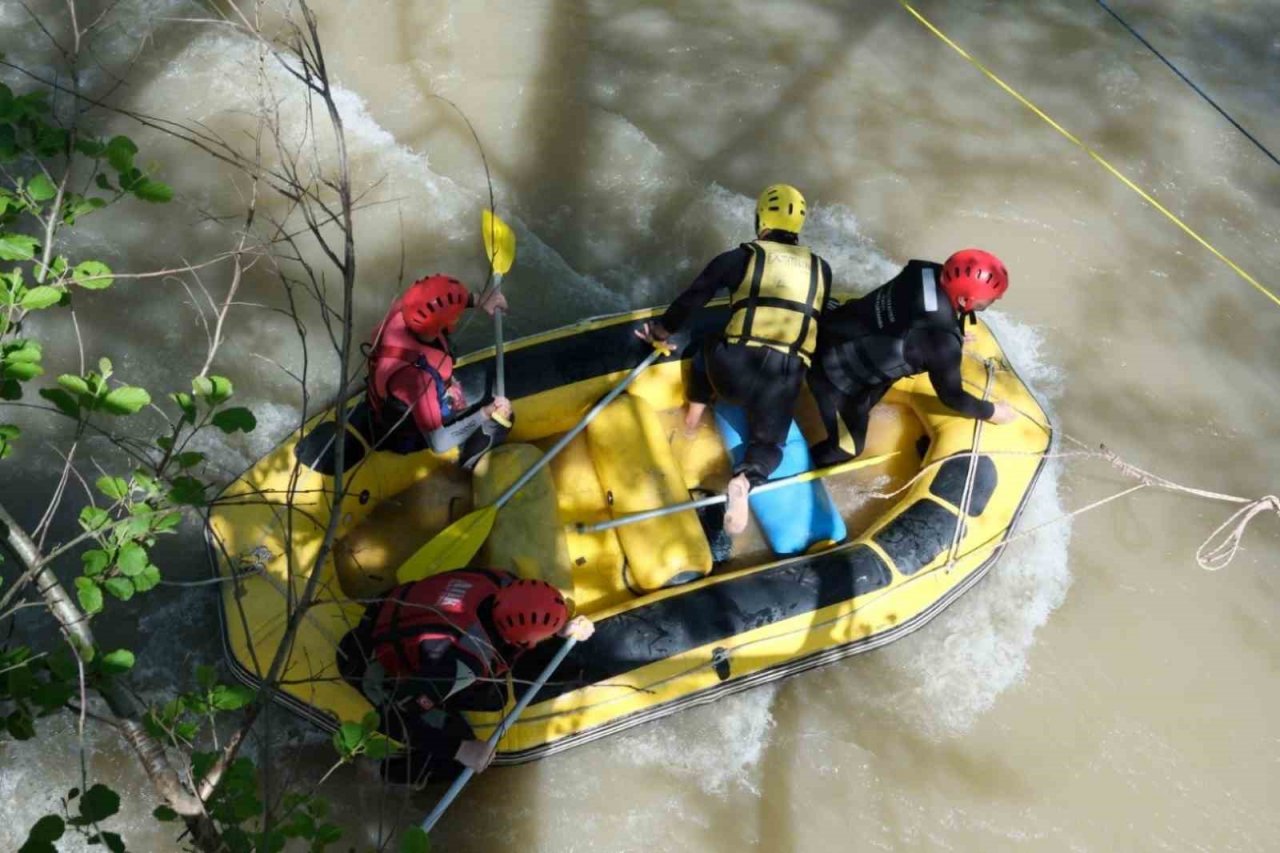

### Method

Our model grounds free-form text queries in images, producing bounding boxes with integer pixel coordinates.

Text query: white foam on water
[850,309,1071,740]
[602,682,781,797]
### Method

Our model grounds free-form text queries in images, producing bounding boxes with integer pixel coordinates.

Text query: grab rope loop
[1196,495,1280,572]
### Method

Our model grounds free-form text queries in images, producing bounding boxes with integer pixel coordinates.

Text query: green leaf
[98,356,112,376]
[131,563,161,593]
[210,684,254,711]
[0,422,19,459]
[0,233,38,261]
[364,735,393,761]
[116,542,147,576]
[27,171,57,202]
[31,680,73,712]
[103,576,134,601]
[152,805,178,822]
[101,386,150,415]
[167,476,206,507]
[101,831,126,853]
[25,815,64,844]
[27,174,57,203]
[2,360,42,381]
[131,178,173,204]
[19,286,61,310]
[81,549,110,577]
[100,649,135,675]
[72,260,113,290]
[94,173,114,192]
[400,826,431,853]
[169,392,196,422]
[209,375,233,403]
[174,451,204,469]
[333,722,366,755]
[78,784,121,823]
[3,339,40,360]
[78,505,109,531]
[58,374,91,395]
[105,136,137,173]
[190,376,213,399]
[153,512,182,532]
[96,476,129,501]
[39,388,80,418]
[75,577,103,614]
[76,137,106,158]
[7,709,36,740]
[196,664,217,690]
[211,407,256,434]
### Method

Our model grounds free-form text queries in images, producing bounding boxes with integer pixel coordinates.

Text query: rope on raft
[849,352,1280,573]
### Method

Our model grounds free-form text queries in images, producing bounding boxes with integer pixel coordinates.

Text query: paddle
[397,341,674,584]
[482,210,516,428]
[482,209,516,401]
[420,635,578,833]
[575,451,900,534]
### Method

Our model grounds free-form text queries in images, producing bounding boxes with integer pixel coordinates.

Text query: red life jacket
[366,296,456,429]
[369,569,513,681]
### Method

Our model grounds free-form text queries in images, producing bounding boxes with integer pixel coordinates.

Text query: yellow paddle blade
[396,505,499,584]
[482,209,516,276]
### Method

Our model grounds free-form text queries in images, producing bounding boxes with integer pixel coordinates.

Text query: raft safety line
[895,1,1280,310]
[1094,0,1280,170]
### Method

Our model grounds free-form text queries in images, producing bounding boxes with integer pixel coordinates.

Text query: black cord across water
[1095,0,1280,168]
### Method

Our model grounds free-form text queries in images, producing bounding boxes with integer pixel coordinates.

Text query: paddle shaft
[492,273,505,398]
[575,451,898,534]
[420,637,578,833]
[492,345,668,513]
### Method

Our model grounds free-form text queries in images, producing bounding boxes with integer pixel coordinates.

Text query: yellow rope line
[896,0,1280,309]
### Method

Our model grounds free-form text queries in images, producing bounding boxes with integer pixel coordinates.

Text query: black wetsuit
[338,598,512,786]
[660,234,834,485]
[809,260,994,466]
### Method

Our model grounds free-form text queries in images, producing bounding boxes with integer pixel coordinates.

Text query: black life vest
[369,569,513,682]
[818,260,962,393]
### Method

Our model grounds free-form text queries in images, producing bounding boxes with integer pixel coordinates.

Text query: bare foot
[723,473,751,536]
[683,402,707,437]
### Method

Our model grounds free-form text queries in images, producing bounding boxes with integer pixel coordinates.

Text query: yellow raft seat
[585,393,713,594]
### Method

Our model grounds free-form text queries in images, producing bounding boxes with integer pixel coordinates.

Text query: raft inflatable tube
[207,300,1051,763]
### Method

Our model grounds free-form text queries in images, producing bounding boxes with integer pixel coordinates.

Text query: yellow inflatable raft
[207,301,1051,762]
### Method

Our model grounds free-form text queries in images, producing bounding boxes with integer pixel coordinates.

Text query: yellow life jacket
[723,240,829,364]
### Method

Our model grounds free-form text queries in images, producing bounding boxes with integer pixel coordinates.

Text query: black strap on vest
[737,242,767,342]
[731,243,823,356]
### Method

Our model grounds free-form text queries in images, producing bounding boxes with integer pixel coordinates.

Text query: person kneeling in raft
[636,184,834,536]
[365,274,512,469]
[338,570,594,785]
[807,249,1018,467]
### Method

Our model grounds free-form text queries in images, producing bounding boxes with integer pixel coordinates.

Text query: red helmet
[491,578,568,648]
[939,249,1009,310]
[401,275,470,339]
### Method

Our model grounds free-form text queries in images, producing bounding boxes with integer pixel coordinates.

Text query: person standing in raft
[636,184,833,536]
[365,274,513,469]
[807,249,1017,466]
[338,570,595,785]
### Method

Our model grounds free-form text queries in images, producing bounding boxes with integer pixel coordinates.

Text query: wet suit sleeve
[919,331,995,420]
[658,246,751,334]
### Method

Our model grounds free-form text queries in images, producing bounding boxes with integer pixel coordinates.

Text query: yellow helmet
[756,184,807,234]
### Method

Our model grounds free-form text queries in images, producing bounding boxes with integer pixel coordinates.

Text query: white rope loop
[1196,495,1280,572]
